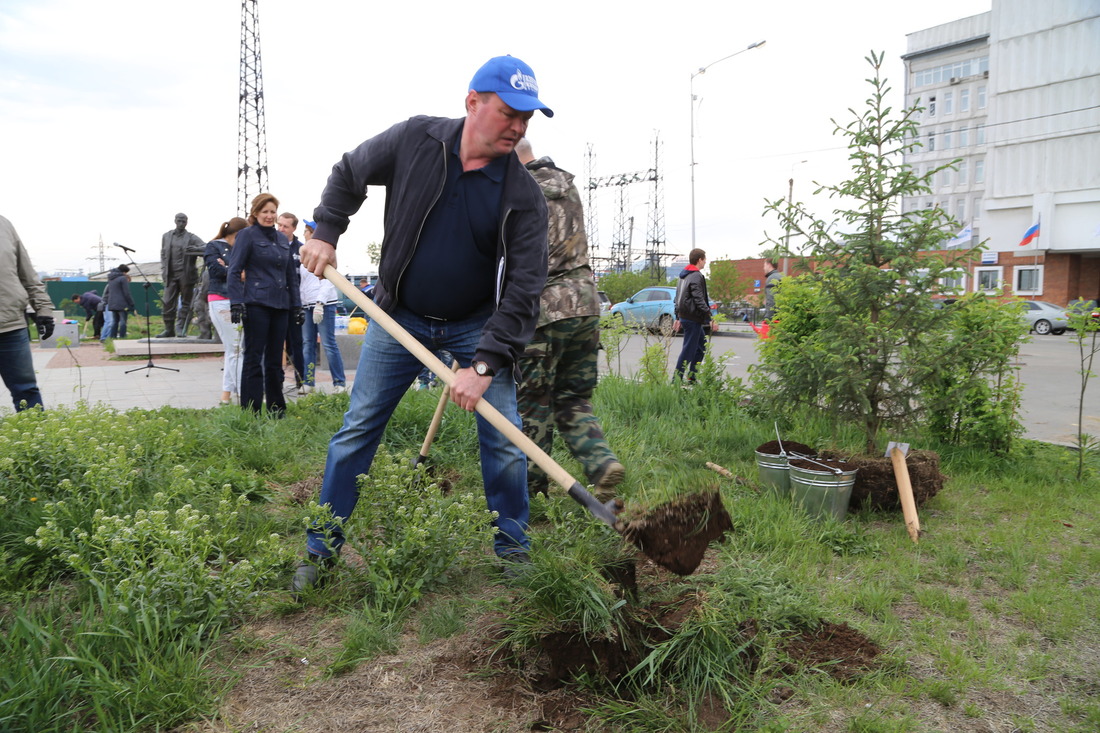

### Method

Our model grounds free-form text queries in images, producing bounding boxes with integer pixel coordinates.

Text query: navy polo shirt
[398,134,506,320]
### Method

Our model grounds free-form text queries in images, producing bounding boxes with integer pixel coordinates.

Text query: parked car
[597,290,611,315]
[1021,300,1068,335]
[610,286,677,336]
[1065,299,1100,326]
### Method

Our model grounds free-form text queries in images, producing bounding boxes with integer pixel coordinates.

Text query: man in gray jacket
[157,213,206,337]
[0,215,55,410]
[294,54,552,593]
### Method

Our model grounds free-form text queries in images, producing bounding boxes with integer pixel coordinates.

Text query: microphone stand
[116,244,178,376]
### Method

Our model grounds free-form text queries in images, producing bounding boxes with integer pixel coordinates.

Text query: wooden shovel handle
[324,266,578,490]
[706,461,734,478]
[890,446,921,543]
[417,361,461,462]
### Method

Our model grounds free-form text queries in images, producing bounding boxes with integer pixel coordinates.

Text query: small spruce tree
[753,51,1011,454]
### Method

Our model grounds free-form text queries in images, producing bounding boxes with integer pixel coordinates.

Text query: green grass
[0,377,1098,731]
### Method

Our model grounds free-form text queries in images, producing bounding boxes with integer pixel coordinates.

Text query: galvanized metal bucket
[789,463,858,521]
[754,450,790,498]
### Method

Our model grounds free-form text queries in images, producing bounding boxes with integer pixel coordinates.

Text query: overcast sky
[1,0,991,276]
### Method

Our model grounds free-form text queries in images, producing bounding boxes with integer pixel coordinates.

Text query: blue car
[610,286,677,336]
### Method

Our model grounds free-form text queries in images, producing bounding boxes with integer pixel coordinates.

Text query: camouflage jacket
[524,156,600,327]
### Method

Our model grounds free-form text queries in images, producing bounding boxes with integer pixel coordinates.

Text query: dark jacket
[227,225,301,310]
[160,228,207,285]
[76,290,102,318]
[204,239,232,298]
[103,268,135,312]
[675,267,711,324]
[311,115,548,374]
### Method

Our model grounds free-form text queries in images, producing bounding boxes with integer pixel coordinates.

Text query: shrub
[31,487,288,631]
[923,293,1026,452]
[0,406,186,587]
[344,447,496,610]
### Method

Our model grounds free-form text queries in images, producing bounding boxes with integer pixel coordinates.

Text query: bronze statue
[157,213,206,338]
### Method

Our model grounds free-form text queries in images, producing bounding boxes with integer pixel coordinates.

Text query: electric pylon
[87,233,117,274]
[237,0,269,216]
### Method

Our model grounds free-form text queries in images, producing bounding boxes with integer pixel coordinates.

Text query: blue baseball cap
[469,55,553,117]
[303,219,316,230]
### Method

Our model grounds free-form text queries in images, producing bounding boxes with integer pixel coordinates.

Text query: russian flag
[1019,221,1040,247]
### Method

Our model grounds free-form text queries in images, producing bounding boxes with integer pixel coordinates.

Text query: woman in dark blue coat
[228,193,303,415]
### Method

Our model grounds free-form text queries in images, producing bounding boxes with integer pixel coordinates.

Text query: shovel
[412,361,461,469]
[886,441,920,543]
[322,266,622,529]
[322,266,732,574]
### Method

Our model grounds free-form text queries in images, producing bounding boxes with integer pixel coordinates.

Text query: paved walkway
[23,341,346,412]
[11,335,1096,450]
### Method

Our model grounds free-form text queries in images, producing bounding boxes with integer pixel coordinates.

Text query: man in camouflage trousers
[515,140,624,500]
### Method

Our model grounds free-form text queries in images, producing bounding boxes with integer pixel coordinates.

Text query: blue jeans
[418,350,454,387]
[301,304,346,386]
[307,305,529,558]
[0,327,44,411]
[102,310,128,340]
[675,319,708,381]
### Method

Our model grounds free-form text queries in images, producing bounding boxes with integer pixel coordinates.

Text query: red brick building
[715,252,1100,308]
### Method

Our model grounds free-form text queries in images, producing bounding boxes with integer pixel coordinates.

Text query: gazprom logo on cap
[510,68,539,95]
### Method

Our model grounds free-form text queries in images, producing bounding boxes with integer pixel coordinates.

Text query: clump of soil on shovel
[621,491,732,576]
[820,449,946,511]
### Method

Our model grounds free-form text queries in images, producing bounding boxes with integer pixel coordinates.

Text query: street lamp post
[690,40,766,249]
[783,159,807,275]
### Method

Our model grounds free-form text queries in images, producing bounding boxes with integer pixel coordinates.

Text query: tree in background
[596,270,670,306]
[752,52,1021,454]
[707,260,749,305]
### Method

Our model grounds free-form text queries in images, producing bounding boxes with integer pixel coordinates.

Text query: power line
[737,103,1100,162]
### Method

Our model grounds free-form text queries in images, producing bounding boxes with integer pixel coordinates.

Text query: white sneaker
[296,385,306,395]
[304,385,314,394]
[332,385,346,394]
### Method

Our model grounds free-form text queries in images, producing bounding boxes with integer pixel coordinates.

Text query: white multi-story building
[902,0,1100,304]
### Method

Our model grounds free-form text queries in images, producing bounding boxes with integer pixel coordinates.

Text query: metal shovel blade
[884,441,910,458]
[885,441,920,543]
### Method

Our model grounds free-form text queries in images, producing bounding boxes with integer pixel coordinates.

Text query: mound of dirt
[528,591,715,689]
[781,620,882,681]
[821,449,946,511]
[621,491,732,575]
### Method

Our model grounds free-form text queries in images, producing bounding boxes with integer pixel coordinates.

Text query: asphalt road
[600,327,1100,446]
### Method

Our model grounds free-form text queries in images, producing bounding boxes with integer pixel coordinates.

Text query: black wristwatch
[473,360,495,377]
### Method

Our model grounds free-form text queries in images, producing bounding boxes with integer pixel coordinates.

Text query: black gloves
[293,309,306,327]
[230,304,246,324]
[34,315,54,341]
